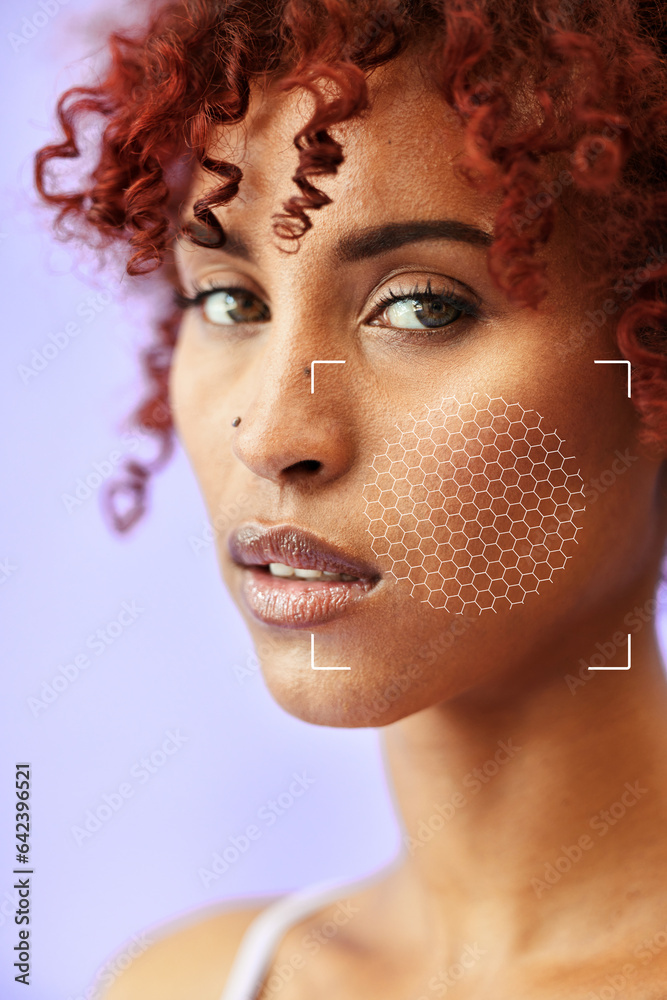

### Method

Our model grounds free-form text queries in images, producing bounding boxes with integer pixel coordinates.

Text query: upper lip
[228,523,380,580]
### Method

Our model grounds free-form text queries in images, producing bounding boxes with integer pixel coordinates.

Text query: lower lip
[239,567,377,628]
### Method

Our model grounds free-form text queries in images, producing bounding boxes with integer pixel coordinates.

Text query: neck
[382,610,667,971]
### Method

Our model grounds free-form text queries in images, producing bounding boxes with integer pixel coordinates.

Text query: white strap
[218,863,398,1000]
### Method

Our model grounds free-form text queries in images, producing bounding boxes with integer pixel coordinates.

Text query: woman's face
[170,53,665,726]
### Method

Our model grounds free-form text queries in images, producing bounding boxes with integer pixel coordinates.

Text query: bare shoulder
[99,898,278,1000]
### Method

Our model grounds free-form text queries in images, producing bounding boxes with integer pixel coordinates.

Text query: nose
[231,338,356,489]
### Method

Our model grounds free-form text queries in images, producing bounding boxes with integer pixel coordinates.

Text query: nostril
[286,459,321,475]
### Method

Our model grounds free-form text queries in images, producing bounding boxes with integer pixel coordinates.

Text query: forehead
[181,52,504,241]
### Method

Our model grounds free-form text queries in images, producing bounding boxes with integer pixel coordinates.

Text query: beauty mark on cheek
[362,394,586,615]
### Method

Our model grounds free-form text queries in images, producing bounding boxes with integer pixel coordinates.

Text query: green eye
[380,295,464,329]
[370,279,480,331]
[175,286,270,325]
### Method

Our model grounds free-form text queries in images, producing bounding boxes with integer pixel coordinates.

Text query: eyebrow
[333,219,495,262]
[182,218,495,264]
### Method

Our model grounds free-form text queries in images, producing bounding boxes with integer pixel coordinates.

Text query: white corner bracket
[311,633,351,669]
[588,633,632,670]
[594,359,632,398]
[310,360,346,394]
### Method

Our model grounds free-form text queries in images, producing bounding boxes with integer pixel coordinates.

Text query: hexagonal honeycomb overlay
[362,395,586,614]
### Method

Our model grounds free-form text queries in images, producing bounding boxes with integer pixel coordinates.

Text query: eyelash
[372,278,480,325]
[173,285,262,314]
[173,278,481,330]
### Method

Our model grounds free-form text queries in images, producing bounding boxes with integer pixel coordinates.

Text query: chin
[258,666,405,727]
[252,633,466,728]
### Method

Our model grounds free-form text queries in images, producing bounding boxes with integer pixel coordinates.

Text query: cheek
[362,394,587,615]
[169,337,230,501]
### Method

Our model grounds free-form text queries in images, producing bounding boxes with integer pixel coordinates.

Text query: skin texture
[361,393,587,614]
[119,49,667,1000]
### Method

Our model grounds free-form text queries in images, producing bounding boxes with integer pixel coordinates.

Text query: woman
[35,0,667,996]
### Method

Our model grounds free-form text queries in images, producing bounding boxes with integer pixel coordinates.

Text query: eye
[174,285,269,326]
[174,277,482,332]
[368,278,481,331]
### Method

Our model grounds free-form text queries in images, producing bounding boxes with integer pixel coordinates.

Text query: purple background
[0,4,399,997]
[1,3,666,999]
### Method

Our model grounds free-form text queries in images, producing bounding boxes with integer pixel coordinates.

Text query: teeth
[268,563,294,577]
[267,563,358,582]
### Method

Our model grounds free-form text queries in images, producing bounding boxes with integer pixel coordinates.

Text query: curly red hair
[34,0,667,531]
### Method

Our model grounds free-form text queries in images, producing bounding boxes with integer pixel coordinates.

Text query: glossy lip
[228,523,381,628]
